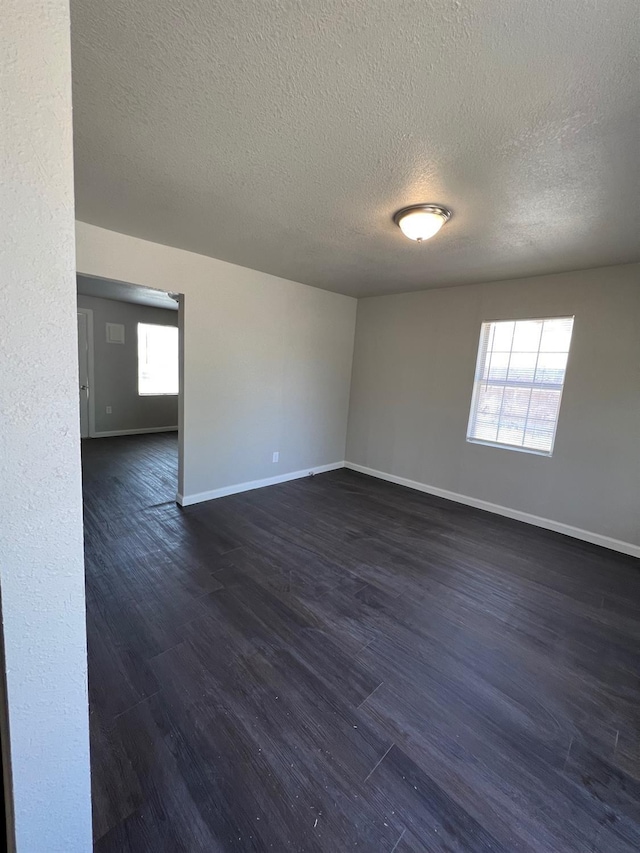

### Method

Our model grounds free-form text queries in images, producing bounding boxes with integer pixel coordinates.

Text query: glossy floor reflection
[83,434,640,852]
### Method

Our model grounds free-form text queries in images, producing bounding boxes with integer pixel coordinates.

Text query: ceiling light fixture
[393,204,451,242]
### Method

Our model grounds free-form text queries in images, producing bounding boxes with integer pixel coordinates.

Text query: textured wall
[346,264,640,549]
[76,222,357,500]
[0,1,92,851]
[77,294,179,433]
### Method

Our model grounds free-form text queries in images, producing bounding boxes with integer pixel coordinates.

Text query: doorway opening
[76,274,184,503]
[76,274,189,845]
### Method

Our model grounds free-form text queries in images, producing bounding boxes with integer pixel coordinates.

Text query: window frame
[466,315,574,457]
[137,322,179,397]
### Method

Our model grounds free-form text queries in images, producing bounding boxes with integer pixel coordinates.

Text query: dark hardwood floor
[82,434,640,852]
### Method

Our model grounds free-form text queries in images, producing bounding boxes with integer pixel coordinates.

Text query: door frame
[77,307,96,438]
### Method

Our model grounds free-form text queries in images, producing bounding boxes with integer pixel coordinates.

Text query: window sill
[466,438,552,457]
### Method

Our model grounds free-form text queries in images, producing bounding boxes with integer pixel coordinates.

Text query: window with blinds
[137,323,179,396]
[466,316,574,455]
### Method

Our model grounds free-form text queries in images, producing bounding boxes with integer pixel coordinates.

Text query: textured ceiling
[70,0,640,298]
[77,275,178,310]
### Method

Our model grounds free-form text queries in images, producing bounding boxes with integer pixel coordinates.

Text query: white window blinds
[466,316,574,455]
[137,323,179,396]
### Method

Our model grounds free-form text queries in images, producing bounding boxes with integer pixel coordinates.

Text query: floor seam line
[355,638,374,657]
[357,681,384,709]
[112,689,161,721]
[390,827,406,852]
[363,742,394,783]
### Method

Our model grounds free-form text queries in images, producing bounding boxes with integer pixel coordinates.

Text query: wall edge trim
[91,426,178,438]
[344,462,640,559]
[176,462,345,507]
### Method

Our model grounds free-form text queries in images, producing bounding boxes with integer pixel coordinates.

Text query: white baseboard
[91,426,178,438]
[176,461,345,507]
[344,462,640,559]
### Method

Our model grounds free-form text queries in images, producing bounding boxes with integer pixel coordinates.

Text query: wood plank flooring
[82,434,640,852]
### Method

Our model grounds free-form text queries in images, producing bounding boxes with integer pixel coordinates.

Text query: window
[137,323,179,395]
[467,316,574,456]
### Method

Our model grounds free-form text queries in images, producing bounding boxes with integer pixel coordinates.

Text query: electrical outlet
[106,406,112,414]
[272,451,279,463]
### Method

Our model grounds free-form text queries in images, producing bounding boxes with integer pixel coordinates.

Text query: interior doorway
[76,274,186,847]
[75,274,184,502]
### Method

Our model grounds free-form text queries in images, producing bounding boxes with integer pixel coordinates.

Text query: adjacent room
[3,2,639,852]
[76,275,182,513]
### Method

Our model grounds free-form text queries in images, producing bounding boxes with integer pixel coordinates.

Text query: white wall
[346,264,640,552]
[76,223,357,502]
[77,294,179,434]
[0,1,93,851]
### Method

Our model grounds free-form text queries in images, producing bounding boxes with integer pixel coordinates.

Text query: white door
[77,312,90,438]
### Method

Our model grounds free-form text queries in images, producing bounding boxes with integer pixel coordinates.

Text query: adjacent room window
[137,323,179,395]
[466,316,574,456]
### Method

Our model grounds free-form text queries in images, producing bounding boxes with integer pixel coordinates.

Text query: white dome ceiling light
[393,204,451,242]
